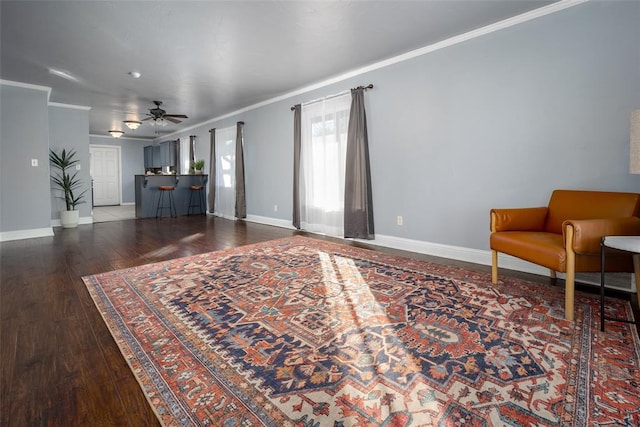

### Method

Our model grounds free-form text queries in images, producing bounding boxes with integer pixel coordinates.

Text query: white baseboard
[369,234,635,292]
[371,234,491,266]
[7,214,631,292]
[0,227,54,242]
[216,213,239,221]
[365,233,552,279]
[50,216,94,227]
[244,214,296,230]
[243,215,636,293]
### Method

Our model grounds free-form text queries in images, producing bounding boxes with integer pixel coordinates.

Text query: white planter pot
[60,210,80,228]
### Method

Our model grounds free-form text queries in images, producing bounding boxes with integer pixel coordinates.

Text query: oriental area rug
[82,236,640,426]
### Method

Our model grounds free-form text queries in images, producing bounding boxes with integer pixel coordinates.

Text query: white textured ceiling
[1,1,555,140]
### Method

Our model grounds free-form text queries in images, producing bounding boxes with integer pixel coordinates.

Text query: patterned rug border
[82,235,640,426]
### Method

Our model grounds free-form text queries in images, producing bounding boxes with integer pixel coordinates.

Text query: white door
[90,145,121,206]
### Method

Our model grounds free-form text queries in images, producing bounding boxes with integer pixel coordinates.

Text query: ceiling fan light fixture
[148,118,168,127]
[124,120,142,130]
[109,130,124,138]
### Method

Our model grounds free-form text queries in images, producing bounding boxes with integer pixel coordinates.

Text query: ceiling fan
[142,100,188,124]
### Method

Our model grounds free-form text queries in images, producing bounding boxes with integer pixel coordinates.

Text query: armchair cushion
[490,231,565,270]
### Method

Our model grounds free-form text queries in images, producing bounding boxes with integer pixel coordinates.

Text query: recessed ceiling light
[129,71,141,79]
[48,68,78,82]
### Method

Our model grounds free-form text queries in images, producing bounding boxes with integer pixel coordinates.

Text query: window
[213,126,237,219]
[300,93,351,236]
[179,138,190,174]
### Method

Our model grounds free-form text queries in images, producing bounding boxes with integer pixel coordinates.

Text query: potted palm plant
[49,148,86,228]
[192,159,205,175]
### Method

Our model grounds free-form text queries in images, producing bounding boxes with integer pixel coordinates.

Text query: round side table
[600,236,640,331]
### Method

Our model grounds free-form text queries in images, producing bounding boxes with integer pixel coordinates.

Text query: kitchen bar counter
[134,174,208,218]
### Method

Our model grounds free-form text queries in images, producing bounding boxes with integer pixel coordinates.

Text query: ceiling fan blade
[141,116,153,121]
[164,114,188,119]
[164,117,182,124]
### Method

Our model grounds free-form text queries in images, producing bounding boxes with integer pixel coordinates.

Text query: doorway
[92,205,136,223]
[90,145,121,206]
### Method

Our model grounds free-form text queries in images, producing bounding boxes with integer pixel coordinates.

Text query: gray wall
[49,105,91,220]
[0,84,52,234]
[2,2,639,252]
[366,1,640,249]
[89,136,146,204]
[163,1,640,252]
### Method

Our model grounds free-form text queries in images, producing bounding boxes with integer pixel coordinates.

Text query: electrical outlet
[76,164,81,171]
[31,159,38,167]
[274,204,278,212]
[397,215,403,226]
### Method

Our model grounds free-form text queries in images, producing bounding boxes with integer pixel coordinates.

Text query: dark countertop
[135,174,208,177]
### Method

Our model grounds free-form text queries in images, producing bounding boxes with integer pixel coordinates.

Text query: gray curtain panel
[292,104,302,229]
[189,135,196,168]
[235,122,247,219]
[175,139,182,174]
[344,88,374,239]
[207,129,216,213]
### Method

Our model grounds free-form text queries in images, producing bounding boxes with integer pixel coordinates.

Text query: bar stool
[156,185,177,218]
[187,185,205,215]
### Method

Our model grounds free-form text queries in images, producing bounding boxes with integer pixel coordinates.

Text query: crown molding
[159,0,588,139]
[0,79,52,100]
[90,134,153,141]
[49,101,91,111]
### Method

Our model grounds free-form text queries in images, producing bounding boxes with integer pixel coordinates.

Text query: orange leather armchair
[490,189,640,321]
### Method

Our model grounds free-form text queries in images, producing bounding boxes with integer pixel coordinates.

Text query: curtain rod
[290,84,374,111]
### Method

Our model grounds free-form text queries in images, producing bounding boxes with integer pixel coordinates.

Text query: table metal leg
[600,238,606,332]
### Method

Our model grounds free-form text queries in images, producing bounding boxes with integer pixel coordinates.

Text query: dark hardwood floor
[1,215,638,426]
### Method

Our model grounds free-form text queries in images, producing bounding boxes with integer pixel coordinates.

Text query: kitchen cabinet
[160,140,176,167]
[144,146,154,168]
[152,145,161,167]
[144,140,177,168]
[144,145,161,168]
